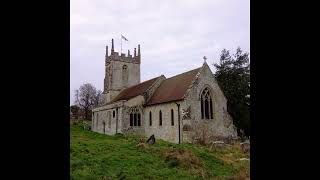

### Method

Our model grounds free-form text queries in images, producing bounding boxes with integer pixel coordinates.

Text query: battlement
[105,38,141,64]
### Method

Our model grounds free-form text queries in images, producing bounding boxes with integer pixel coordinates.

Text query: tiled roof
[110,76,161,103]
[146,67,201,106]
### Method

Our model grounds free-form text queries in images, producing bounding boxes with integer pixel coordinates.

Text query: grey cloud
[70,0,250,104]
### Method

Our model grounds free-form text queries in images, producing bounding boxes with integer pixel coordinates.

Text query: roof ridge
[109,76,162,103]
[146,66,202,106]
[123,75,162,89]
[165,67,202,80]
[145,75,165,92]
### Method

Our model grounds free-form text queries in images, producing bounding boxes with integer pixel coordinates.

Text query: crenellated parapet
[105,39,141,65]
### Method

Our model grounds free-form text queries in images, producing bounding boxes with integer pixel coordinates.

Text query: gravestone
[146,134,155,145]
[240,142,250,153]
[210,141,226,150]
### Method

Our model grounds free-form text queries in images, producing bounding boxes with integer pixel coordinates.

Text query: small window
[122,65,128,86]
[149,111,152,126]
[171,109,174,126]
[103,122,106,133]
[138,114,141,126]
[159,110,162,126]
[134,113,137,126]
[113,110,115,118]
[130,114,133,126]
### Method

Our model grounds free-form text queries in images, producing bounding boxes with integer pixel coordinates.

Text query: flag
[121,34,128,41]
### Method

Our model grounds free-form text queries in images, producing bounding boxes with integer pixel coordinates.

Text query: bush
[73,120,91,130]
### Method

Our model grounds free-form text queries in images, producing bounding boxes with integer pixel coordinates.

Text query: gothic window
[200,87,214,119]
[129,106,141,127]
[122,65,128,86]
[171,109,174,126]
[149,111,152,126]
[159,110,162,126]
[113,110,115,118]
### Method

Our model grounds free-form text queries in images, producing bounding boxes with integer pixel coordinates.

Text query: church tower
[103,38,141,103]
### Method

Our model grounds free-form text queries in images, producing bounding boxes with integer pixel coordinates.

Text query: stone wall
[121,96,145,136]
[107,60,140,90]
[92,102,123,135]
[121,105,145,136]
[182,63,237,143]
[124,95,144,107]
[103,49,141,102]
[144,102,182,143]
[104,90,121,104]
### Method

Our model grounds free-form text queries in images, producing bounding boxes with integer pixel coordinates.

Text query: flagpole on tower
[120,35,122,54]
[120,34,128,55]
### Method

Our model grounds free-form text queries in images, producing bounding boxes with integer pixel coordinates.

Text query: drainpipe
[175,103,181,144]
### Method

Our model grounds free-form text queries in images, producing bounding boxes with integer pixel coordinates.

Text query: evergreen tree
[214,47,250,136]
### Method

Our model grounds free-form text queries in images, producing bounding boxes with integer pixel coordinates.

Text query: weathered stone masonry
[92,39,237,144]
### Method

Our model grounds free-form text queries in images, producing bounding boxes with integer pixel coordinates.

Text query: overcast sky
[70,0,250,105]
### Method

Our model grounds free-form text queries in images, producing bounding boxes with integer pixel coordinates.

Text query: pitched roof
[146,67,201,106]
[110,76,161,103]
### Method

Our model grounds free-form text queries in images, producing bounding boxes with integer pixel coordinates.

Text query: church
[92,39,237,144]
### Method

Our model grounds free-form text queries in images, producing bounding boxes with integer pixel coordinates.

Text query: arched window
[103,122,106,134]
[171,109,174,126]
[130,113,133,126]
[201,87,214,119]
[138,114,141,126]
[122,65,128,86]
[159,110,162,126]
[134,113,137,126]
[149,111,152,126]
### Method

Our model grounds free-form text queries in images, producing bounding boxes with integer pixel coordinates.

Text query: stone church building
[92,39,237,144]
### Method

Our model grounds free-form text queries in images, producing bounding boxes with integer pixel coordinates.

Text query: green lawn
[70,123,250,180]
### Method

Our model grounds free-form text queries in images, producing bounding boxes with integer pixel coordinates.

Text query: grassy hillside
[70,123,250,180]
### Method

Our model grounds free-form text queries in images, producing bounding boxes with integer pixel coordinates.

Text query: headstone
[210,141,225,150]
[146,134,155,145]
[240,142,250,153]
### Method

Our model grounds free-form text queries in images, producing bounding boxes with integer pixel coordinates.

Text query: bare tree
[93,90,105,108]
[74,83,98,120]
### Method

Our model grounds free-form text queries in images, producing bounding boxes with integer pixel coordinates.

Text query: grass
[70,124,250,180]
